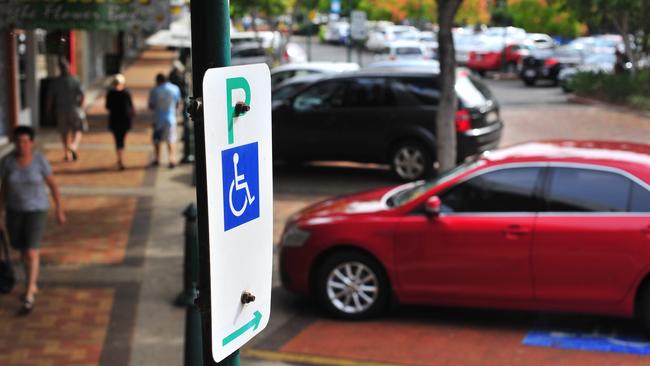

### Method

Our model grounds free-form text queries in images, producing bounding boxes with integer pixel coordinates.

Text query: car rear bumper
[457,121,503,161]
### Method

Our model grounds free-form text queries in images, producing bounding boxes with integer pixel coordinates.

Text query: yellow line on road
[243,349,403,366]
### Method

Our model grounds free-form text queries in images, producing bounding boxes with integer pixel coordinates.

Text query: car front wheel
[638,282,650,336]
[316,251,389,320]
[391,141,433,181]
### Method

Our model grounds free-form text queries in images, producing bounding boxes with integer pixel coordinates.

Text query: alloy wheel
[393,146,426,180]
[326,262,379,315]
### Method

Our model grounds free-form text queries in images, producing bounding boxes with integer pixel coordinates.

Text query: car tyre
[391,141,434,181]
[316,250,389,320]
[523,77,536,86]
[637,282,650,336]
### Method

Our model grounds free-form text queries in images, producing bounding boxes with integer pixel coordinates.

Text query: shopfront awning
[0,0,170,32]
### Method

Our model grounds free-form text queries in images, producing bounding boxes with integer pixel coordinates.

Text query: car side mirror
[425,196,441,218]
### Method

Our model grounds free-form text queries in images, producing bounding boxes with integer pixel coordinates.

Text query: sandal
[17,295,35,316]
[71,150,79,161]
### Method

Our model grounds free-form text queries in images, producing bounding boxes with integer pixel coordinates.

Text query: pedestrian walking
[148,73,181,168]
[105,74,135,171]
[47,58,85,162]
[0,126,65,315]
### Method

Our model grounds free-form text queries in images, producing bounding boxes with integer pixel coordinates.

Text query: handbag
[0,229,15,294]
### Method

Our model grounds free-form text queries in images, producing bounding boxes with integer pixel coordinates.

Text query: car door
[533,165,650,304]
[331,77,397,161]
[394,166,542,302]
[273,80,347,161]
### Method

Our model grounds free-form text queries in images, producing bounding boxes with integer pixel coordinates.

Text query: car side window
[391,78,440,106]
[630,183,650,212]
[440,167,542,213]
[343,78,392,107]
[546,167,631,212]
[271,71,295,86]
[293,81,346,112]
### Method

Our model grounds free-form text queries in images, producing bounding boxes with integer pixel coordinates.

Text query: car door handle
[503,225,530,239]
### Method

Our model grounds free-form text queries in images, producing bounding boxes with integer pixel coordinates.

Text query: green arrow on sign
[222,311,263,346]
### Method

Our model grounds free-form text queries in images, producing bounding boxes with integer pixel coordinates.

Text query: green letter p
[226,77,251,145]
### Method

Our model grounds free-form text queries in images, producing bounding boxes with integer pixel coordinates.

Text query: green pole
[189,0,239,365]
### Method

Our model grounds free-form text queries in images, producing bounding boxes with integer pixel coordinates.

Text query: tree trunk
[611,11,637,74]
[436,0,462,173]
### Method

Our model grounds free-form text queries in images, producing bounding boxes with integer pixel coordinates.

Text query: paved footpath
[0,48,193,366]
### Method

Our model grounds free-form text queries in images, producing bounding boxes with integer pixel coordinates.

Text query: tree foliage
[493,0,581,37]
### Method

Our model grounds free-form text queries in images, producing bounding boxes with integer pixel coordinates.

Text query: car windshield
[386,159,484,207]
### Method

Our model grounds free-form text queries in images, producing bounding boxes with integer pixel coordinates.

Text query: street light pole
[189,0,239,365]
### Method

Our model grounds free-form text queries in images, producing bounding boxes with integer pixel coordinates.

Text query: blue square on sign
[221,142,260,231]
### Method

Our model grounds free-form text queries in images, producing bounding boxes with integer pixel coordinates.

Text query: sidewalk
[0,48,192,366]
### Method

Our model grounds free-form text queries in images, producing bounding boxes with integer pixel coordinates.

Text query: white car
[419,31,438,59]
[365,25,421,51]
[365,59,440,73]
[375,40,427,61]
[270,62,360,87]
[323,21,350,44]
[231,31,282,50]
[524,33,556,49]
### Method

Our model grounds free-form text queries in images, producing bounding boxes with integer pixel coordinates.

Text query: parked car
[365,25,420,51]
[231,42,270,66]
[280,140,650,332]
[272,74,325,108]
[271,62,360,87]
[272,69,502,180]
[324,21,350,45]
[558,53,617,92]
[523,33,555,49]
[419,31,438,59]
[467,40,527,75]
[519,47,562,86]
[281,42,308,64]
[454,33,481,65]
[376,40,428,61]
[364,59,440,72]
[231,31,281,50]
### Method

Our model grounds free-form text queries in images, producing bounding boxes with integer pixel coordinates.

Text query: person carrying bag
[0,228,15,294]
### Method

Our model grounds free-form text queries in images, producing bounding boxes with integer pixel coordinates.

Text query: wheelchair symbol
[228,153,256,217]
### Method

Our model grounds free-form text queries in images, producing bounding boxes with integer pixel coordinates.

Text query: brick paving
[0,288,114,366]
[0,47,178,365]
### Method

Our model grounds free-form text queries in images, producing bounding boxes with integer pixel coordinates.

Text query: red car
[467,43,528,75]
[280,141,650,332]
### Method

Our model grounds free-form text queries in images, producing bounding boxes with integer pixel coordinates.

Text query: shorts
[57,110,84,134]
[5,210,48,251]
[153,124,177,144]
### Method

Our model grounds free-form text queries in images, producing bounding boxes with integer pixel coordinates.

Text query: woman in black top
[105,74,134,170]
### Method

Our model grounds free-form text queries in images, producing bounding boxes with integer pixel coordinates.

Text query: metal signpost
[189,0,273,364]
[350,10,367,66]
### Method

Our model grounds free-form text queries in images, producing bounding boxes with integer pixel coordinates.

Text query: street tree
[436,0,463,173]
[564,0,645,71]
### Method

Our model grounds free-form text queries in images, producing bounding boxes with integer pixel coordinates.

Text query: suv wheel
[391,141,433,181]
[523,77,536,86]
[316,251,388,320]
[638,282,650,336]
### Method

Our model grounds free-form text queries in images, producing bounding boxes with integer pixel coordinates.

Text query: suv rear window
[455,76,489,108]
[391,78,439,106]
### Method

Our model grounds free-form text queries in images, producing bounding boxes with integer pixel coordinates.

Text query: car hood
[293,186,398,223]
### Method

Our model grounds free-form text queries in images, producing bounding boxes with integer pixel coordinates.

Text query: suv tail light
[455,109,472,133]
[282,49,289,62]
[544,57,559,67]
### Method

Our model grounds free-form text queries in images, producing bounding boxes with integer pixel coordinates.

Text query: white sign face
[351,10,367,40]
[202,63,273,362]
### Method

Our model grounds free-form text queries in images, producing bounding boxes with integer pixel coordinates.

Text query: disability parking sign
[202,64,273,362]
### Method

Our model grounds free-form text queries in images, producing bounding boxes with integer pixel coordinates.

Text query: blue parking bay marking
[523,329,650,355]
[221,142,260,231]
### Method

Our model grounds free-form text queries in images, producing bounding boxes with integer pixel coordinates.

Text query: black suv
[272,69,503,180]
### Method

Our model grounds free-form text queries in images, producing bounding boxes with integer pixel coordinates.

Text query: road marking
[242,349,403,366]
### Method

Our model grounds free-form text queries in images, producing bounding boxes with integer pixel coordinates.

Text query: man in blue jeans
[148,73,182,168]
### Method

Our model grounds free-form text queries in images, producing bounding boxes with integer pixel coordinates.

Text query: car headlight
[281,223,311,248]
